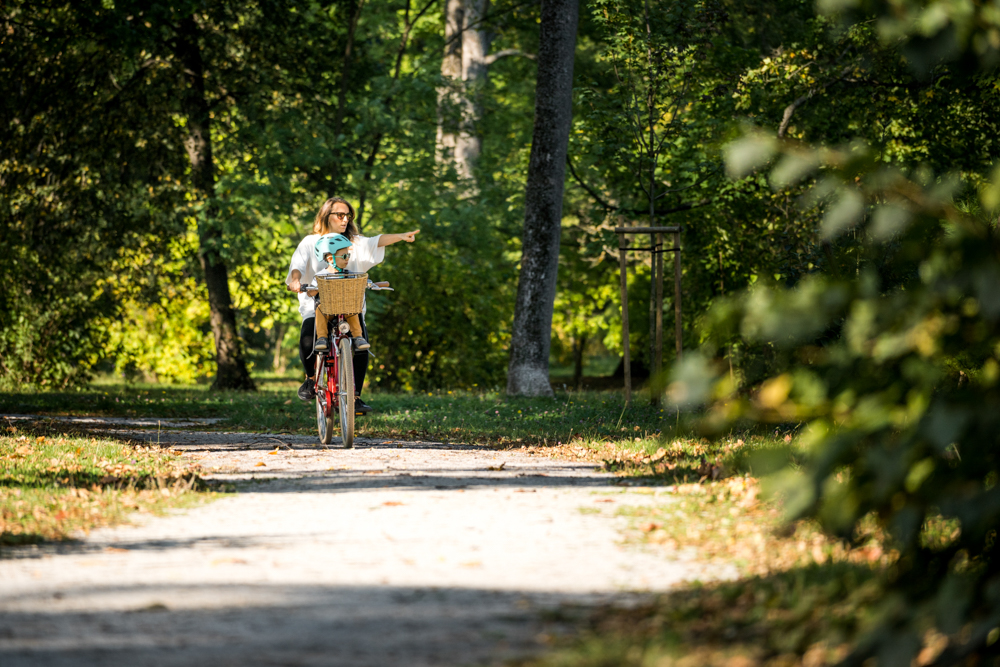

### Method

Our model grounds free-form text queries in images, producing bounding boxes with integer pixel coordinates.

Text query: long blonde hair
[312,197,359,237]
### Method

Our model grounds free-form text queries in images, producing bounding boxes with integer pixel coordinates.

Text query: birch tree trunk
[436,0,492,186]
[175,16,256,391]
[435,0,463,169]
[506,0,579,397]
[455,0,490,182]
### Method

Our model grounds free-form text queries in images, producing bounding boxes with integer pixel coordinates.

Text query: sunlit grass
[1,382,798,482]
[0,423,214,546]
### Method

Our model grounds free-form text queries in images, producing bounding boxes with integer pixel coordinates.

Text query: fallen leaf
[640,521,663,533]
[255,461,266,467]
[460,561,482,568]
[487,462,506,471]
[283,399,292,405]
[382,501,403,506]
[104,547,129,553]
[267,448,280,455]
[595,498,615,503]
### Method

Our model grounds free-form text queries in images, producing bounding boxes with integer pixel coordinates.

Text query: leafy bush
[676,136,1000,667]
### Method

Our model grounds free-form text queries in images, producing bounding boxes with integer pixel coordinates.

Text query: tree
[506,0,580,397]
[677,1,1000,663]
[172,14,255,391]
[436,0,536,188]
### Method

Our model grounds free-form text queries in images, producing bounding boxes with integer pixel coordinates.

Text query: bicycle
[302,273,391,447]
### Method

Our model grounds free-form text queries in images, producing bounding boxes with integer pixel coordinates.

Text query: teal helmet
[314,233,352,268]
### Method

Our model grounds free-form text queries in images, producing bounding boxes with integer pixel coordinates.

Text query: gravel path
[0,420,738,666]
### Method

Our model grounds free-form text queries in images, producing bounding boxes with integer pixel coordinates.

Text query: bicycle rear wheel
[338,337,355,448]
[315,356,334,445]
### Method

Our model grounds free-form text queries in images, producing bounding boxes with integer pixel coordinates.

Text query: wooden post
[648,232,656,401]
[618,234,631,405]
[673,230,682,359]
[653,232,663,405]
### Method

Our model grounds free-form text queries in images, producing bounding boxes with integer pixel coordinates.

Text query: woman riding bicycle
[285,196,419,412]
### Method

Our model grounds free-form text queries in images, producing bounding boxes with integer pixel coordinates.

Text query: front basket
[316,272,367,316]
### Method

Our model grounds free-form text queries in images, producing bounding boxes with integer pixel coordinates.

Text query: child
[305,233,371,353]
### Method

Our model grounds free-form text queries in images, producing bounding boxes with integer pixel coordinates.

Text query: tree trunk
[572,333,587,391]
[436,0,491,187]
[436,0,463,168]
[175,16,256,391]
[506,0,579,397]
[272,324,286,373]
[455,0,489,183]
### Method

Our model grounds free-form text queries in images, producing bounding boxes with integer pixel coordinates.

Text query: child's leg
[315,311,330,338]
[346,314,363,338]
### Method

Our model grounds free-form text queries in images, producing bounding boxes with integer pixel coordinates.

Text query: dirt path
[0,421,738,666]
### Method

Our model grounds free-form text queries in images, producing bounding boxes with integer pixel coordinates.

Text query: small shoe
[355,397,372,415]
[352,336,371,351]
[297,378,316,402]
[314,337,329,352]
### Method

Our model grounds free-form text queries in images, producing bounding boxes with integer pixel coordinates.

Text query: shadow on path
[0,582,594,667]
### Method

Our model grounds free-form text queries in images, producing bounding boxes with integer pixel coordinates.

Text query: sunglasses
[330,212,353,221]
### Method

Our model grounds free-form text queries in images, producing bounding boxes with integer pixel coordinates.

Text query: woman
[286,197,419,411]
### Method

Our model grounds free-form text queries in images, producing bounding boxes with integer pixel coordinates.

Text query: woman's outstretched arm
[377,230,420,247]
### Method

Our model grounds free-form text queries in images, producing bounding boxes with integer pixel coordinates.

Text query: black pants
[299,315,368,395]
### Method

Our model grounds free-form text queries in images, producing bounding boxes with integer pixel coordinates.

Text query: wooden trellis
[616,226,682,405]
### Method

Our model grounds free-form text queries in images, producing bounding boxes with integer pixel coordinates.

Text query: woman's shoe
[314,337,329,352]
[297,378,316,401]
[355,397,372,414]
[352,336,371,351]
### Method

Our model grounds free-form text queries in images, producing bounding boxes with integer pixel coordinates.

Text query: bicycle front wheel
[338,337,355,448]
[315,358,334,445]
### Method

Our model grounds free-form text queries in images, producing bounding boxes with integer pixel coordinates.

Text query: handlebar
[296,278,393,293]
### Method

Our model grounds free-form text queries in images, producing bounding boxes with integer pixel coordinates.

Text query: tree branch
[566,154,712,217]
[777,65,852,138]
[483,48,536,65]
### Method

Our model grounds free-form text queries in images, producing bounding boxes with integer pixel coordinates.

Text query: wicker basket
[316,272,367,316]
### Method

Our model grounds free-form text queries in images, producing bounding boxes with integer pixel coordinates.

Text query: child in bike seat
[305,233,371,353]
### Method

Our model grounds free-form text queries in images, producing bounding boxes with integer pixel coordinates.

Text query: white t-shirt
[285,233,385,320]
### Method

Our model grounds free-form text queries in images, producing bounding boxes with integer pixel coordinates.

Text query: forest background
[7,0,1000,662]
[2,0,998,395]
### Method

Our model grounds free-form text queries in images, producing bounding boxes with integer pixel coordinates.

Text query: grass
[0,380,793,470]
[3,380,917,665]
[0,379,796,558]
[522,474,903,667]
[0,420,215,547]
[518,563,888,667]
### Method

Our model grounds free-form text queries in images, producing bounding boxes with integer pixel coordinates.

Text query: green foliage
[673,1,1000,657]
[363,192,516,391]
[1,0,540,389]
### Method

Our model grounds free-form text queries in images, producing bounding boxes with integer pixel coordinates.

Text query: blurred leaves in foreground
[676,95,1000,667]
